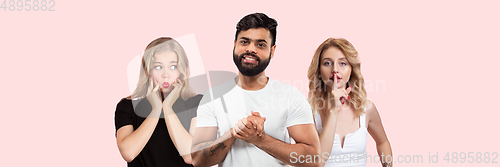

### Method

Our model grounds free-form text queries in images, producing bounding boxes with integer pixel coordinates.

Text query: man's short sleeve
[286,88,314,127]
[195,94,218,127]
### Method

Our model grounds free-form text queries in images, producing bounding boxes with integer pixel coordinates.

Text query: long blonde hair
[126,37,195,100]
[307,38,367,116]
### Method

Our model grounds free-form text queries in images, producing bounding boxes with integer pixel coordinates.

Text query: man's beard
[233,51,271,77]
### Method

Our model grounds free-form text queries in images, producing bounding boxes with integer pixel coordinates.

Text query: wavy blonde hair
[307,38,367,116]
[126,37,195,101]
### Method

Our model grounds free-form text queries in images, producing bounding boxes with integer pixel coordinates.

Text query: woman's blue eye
[170,65,177,70]
[155,65,162,70]
[340,62,346,66]
[324,62,332,66]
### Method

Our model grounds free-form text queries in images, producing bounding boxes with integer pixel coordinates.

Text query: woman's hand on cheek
[163,78,182,108]
[146,77,162,116]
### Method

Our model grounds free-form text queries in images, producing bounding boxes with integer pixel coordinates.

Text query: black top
[115,94,203,167]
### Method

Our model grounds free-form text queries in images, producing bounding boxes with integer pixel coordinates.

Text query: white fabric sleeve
[195,94,218,127]
[286,87,314,127]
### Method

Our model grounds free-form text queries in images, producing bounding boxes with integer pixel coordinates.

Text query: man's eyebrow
[239,37,268,43]
[256,39,268,43]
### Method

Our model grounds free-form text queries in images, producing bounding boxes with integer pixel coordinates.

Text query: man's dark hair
[235,12,278,46]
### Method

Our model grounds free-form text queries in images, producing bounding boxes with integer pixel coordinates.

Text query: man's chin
[238,67,260,76]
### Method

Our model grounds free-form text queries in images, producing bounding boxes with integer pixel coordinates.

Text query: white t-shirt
[196,78,314,167]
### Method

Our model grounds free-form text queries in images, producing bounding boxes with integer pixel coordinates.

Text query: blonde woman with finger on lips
[307,38,393,167]
[114,37,203,167]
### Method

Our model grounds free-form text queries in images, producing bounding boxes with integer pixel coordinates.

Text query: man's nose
[246,44,257,54]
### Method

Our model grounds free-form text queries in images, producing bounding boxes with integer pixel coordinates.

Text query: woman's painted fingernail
[347,96,350,100]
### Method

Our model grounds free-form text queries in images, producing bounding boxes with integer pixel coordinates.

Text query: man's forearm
[253,134,320,167]
[191,130,236,167]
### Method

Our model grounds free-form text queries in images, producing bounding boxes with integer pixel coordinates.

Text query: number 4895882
[1,0,55,11]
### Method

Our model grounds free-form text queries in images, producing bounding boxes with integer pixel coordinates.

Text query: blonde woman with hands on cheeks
[114,37,202,167]
[308,38,392,167]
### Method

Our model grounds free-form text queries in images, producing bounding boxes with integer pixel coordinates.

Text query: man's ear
[270,44,276,59]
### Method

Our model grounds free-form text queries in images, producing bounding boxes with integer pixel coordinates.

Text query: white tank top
[314,108,367,167]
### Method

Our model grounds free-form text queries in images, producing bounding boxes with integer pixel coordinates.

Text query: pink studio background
[1,0,499,166]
